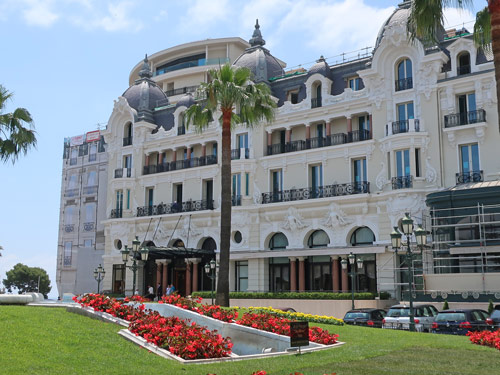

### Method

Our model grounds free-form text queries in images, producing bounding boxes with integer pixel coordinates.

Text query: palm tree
[0,85,37,163]
[185,63,275,306]
[407,0,500,130]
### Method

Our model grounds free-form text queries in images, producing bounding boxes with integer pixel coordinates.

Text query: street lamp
[341,253,364,310]
[390,213,427,332]
[204,259,216,305]
[121,236,149,295]
[93,264,105,294]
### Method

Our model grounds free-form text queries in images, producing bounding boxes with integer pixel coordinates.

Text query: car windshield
[387,308,410,317]
[435,313,466,322]
[491,310,500,319]
[345,312,369,319]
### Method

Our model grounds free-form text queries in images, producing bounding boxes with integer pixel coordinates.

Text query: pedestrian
[156,282,162,300]
[147,285,154,300]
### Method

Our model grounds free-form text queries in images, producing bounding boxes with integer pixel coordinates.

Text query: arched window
[395,58,412,91]
[172,239,185,248]
[307,230,329,248]
[123,123,132,146]
[457,52,471,75]
[201,237,217,250]
[350,227,375,246]
[311,82,322,108]
[178,113,186,135]
[269,232,288,250]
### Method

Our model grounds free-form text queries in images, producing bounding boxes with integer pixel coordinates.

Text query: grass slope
[0,306,498,375]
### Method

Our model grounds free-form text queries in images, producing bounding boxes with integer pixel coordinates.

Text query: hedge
[191,291,391,300]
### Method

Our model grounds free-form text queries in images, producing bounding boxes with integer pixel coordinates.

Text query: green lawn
[0,305,498,375]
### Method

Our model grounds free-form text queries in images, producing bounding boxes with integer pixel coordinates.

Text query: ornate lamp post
[341,253,364,310]
[93,264,105,294]
[390,213,427,332]
[204,259,216,305]
[121,236,149,295]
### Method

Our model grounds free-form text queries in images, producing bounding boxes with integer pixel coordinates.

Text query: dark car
[486,305,500,329]
[343,308,386,328]
[432,309,491,335]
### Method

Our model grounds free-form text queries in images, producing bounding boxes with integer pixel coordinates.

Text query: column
[369,114,373,139]
[289,257,297,292]
[331,256,340,292]
[155,260,162,291]
[298,257,306,292]
[187,146,191,160]
[267,131,272,147]
[172,148,177,162]
[201,143,207,157]
[305,125,311,140]
[341,257,349,292]
[162,260,170,295]
[326,121,331,137]
[145,153,149,167]
[185,260,192,296]
[285,128,291,143]
[191,259,200,293]
[347,117,352,133]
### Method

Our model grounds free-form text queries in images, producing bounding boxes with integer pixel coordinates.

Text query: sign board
[70,134,84,146]
[290,321,309,347]
[86,130,100,143]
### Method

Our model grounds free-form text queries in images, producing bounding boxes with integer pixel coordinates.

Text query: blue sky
[0,0,481,298]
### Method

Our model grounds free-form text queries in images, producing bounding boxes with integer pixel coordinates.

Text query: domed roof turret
[122,54,168,122]
[176,92,195,108]
[233,20,285,83]
[308,56,331,79]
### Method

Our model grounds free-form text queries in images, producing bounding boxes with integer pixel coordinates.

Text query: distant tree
[0,245,3,257]
[3,263,51,298]
[443,300,449,310]
[0,85,37,163]
[488,299,494,314]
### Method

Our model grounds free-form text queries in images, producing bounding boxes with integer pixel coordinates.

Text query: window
[87,171,96,187]
[173,184,183,208]
[396,58,412,91]
[308,230,329,248]
[269,257,290,292]
[146,187,154,209]
[245,173,249,196]
[311,82,322,108]
[396,149,411,177]
[124,155,132,170]
[350,227,375,246]
[237,133,248,149]
[85,203,95,222]
[310,164,323,196]
[64,241,72,266]
[84,239,92,248]
[212,143,218,157]
[460,143,480,174]
[271,169,283,201]
[65,206,74,225]
[353,158,367,184]
[358,115,370,131]
[397,102,414,121]
[68,174,78,190]
[126,189,130,210]
[116,190,123,213]
[235,261,248,291]
[309,256,332,291]
[123,123,133,146]
[70,148,78,165]
[287,89,299,104]
[457,52,471,75]
[232,174,241,206]
[89,143,97,161]
[348,77,361,91]
[112,264,125,294]
[457,93,478,124]
[415,148,421,177]
[269,232,288,250]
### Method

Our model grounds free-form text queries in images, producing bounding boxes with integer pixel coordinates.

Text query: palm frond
[474,7,491,49]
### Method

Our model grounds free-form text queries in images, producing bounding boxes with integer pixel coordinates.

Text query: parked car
[343,308,386,328]
[432,309,491,335]
[487,305,500,330]
[382,304,439,332]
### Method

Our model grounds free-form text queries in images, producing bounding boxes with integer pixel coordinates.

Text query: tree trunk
[215,109,232,307]
[489,0,500,132]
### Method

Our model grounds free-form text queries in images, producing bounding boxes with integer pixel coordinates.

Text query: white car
[382,304,439,332]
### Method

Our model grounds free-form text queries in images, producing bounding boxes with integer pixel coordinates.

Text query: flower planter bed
[468,329,500,350]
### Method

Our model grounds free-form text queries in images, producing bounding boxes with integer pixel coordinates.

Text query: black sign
[290,321,309,347]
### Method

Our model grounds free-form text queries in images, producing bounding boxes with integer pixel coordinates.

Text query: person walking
[156,282,162,300]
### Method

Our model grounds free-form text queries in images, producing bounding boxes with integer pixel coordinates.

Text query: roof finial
[139,53,152,79]
[317,55,326,63]
[249,18,265,47]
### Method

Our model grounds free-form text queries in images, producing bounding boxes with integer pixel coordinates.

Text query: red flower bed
[236,312,339,345]
[468,329,500,350]
[159,294,238,323]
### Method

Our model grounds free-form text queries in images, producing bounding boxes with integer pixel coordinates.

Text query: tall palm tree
[0,85,37,163]
[185,63,275,306]
[407,0,500,130]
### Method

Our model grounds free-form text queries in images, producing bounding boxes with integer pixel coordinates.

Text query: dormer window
[178,113,186,135]
[395,58,412,91]
[311,82,322,108]
[348,77,361,91]
[287,89,299,104]
[457,52,471,75]
[123,122,132,146]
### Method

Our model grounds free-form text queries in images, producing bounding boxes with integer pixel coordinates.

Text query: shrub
[248,307,343,326]
[192,291,381,300]
[442,300,449,310]
[488,299,494,315]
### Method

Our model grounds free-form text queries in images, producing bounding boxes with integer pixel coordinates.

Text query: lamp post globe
[94,264,105,294]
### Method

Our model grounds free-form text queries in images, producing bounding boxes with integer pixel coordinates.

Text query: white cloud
[78,1,144,32]
[180,0,231,34]
[22,0,59,28]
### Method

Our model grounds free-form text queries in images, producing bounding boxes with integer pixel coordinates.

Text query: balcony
[165,85,199,97]
[136,199,214,217]
[456,170,483,185]
[231,148,250,160]
[143,155,217,175]
[64,224,75,233]
[123,137,132,147]
[444,109,486,128]
[232,195,242,206]
[110,208,122,218]
[266,129,370,156]
[457,65,471,75]
[177,126,186,135]
[83,222,95,232]
[395,77,413,91]
[154,57,230,76]
[391,175,413,190]
[311,97,322,108]
[386,119,420,136]
[83,186,98,195]
[261,181,369,204]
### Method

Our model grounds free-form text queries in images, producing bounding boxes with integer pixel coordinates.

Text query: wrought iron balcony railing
[389,119,420,135]
[232,195,242,206]
[165,85,199,97]
[395,77,413,91]
[83,186,97,195]
[123,137,132,147]
[136,199,214,217]
[231,148,250,160]
[311,97,322,108]
[261,181,369,204]
[391,175,413,190]
[110,208,123,218]
[143,155,217,175]
[177,126,186,135]
[457,65,471,75]
[64,224,75,233]
[456,170,483,185]
[444,109,486,128]
[83,222,95,232]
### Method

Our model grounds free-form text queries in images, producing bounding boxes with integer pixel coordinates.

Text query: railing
[266,130,370,156]
[386,119,420,136]
[232,195,242,206]
[64,256,72,267]
[65,188,79,197]
[456,170,483,185]
[83,222,95,232]
[88,153,97,162]
[114,168,123,178]
[136,199,214,217]
[261,182,369,204]
[143,155,217,175]
[391,175,413,190]
[311,97,322,108]
[123,137,132,146]
[395,77,413,91]
[83,186,98,195]
[64,224,75,233]
[231,148,250,160]
[69,158,77,166]
[154,57,230,76]
[110,208,122,218]
[457,65,471,75]
[177,126,186,135]
[444,109,486,128]
[165,85,199,97]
